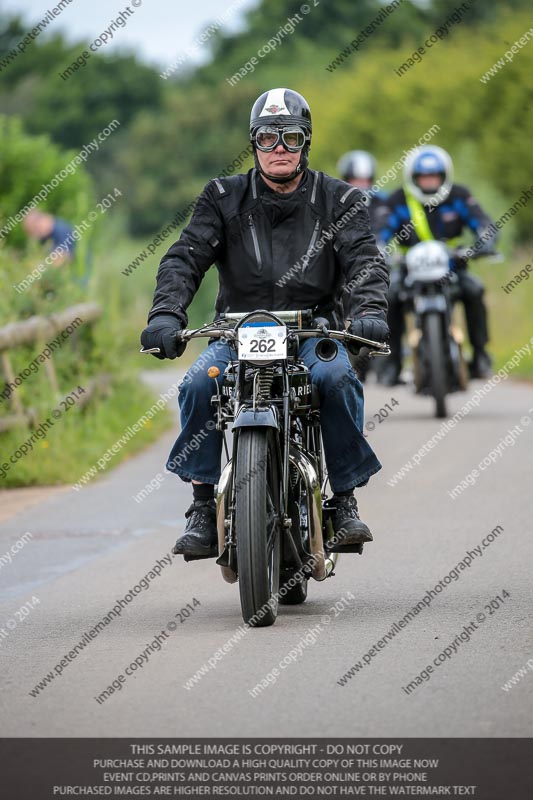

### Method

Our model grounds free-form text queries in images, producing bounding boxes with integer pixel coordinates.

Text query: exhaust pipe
[218,448,328,583]
[216,461,238,584]
[324,553,338,577]
[315,337,338,362]
[288,447,327,581]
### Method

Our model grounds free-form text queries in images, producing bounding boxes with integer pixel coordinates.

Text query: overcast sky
[1,0,258,68]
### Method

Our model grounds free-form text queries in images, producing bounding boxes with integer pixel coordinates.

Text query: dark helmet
[249,88,312,183]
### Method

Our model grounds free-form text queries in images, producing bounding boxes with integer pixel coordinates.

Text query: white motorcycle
[399,241,469,418]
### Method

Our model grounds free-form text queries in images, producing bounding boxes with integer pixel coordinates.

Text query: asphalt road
[1,368,532,737]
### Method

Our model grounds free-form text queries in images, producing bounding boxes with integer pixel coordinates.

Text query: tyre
[424,312,448,419]
[235,428,281,627]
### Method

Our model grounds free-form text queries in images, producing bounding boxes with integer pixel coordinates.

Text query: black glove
[451,247,469,271]
[349,315,390,344]
[140,314,186,360]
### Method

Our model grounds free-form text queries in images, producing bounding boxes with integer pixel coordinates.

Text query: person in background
[378,146,498,386]
[22,210,76,266]
[337,150,390,234]
[337,150,390,382]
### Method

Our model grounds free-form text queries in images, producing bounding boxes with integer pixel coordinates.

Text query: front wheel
[424,312,448,419]
[235,428,281,627]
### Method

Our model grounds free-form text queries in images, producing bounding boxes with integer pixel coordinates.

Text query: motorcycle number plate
[238,324,287,361]
[414,295,447,313]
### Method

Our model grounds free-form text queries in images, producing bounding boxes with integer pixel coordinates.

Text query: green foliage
[2,2,533,242]
[115,84,256,236]
[471,247,533,377]
[0,11,163,219]
[0,115,93,248]
[428,0,530,26]
[204,0,425,84]
[113,2,533,243]
[0,208,173,489]
[28,52,162,151]
[0,13,163,152]
[301,9,533,240]
[0,377,170,487]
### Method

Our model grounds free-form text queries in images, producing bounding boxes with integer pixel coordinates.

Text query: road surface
[1,369,532,736]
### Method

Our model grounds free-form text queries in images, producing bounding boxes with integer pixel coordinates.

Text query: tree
[0,14,163,152]
[0,115,93,248]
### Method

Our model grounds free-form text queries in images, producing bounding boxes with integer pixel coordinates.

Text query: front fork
[216,408,285,584]
[215,421,332,584]
[409,293,451,390]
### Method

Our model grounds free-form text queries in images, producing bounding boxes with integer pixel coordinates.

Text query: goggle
[413,170,445,179]
[253,125,307,152]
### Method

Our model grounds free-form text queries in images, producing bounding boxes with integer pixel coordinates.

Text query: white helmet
[337,150,377,183]
[404,145,453,205]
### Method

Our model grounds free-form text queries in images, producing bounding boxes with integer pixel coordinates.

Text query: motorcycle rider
[337,150,390,234]
[141,88,389,560]
[337,150,390,382]
[378,145,497,386]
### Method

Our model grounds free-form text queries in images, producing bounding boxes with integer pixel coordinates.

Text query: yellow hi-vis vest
[405,192,434,242]
[404,191,463,250]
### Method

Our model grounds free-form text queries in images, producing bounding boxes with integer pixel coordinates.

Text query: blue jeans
[167,339,381,493]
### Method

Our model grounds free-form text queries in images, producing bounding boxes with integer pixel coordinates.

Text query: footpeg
[325,541,364,555]
[215,545,230,567]
[182,548,218,563]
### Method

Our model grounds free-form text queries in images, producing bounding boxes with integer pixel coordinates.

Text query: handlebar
[140,321,391,357]
[386,245,502,269]
[221,309,309,325]
[459,249,503,263]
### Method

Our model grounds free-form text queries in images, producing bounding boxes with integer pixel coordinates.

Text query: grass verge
[1,378,171,488]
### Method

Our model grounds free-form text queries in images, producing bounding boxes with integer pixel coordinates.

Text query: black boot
[469,350,492,379]
[330,494,373,549]
[378,360,403,387]
[173,499,217,559]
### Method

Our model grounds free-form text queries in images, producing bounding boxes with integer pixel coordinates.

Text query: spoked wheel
[235,428,281,627]
[424,312,448,419]
[279,491,309,606]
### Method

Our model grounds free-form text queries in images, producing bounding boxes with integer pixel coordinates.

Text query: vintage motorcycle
[394,241,495,418]
[143,310,389,627]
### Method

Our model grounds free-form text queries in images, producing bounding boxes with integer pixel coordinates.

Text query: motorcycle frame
[214,334,329,585]
[140,310,390,585]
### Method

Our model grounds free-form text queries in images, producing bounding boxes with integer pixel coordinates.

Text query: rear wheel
[278,570,308,605]
[424,312,448,419]
[235,428,281,627]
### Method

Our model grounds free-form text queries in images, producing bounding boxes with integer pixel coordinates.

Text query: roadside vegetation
[1,1,531,485]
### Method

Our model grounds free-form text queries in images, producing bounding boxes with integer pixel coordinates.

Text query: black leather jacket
[148,168,389,330]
